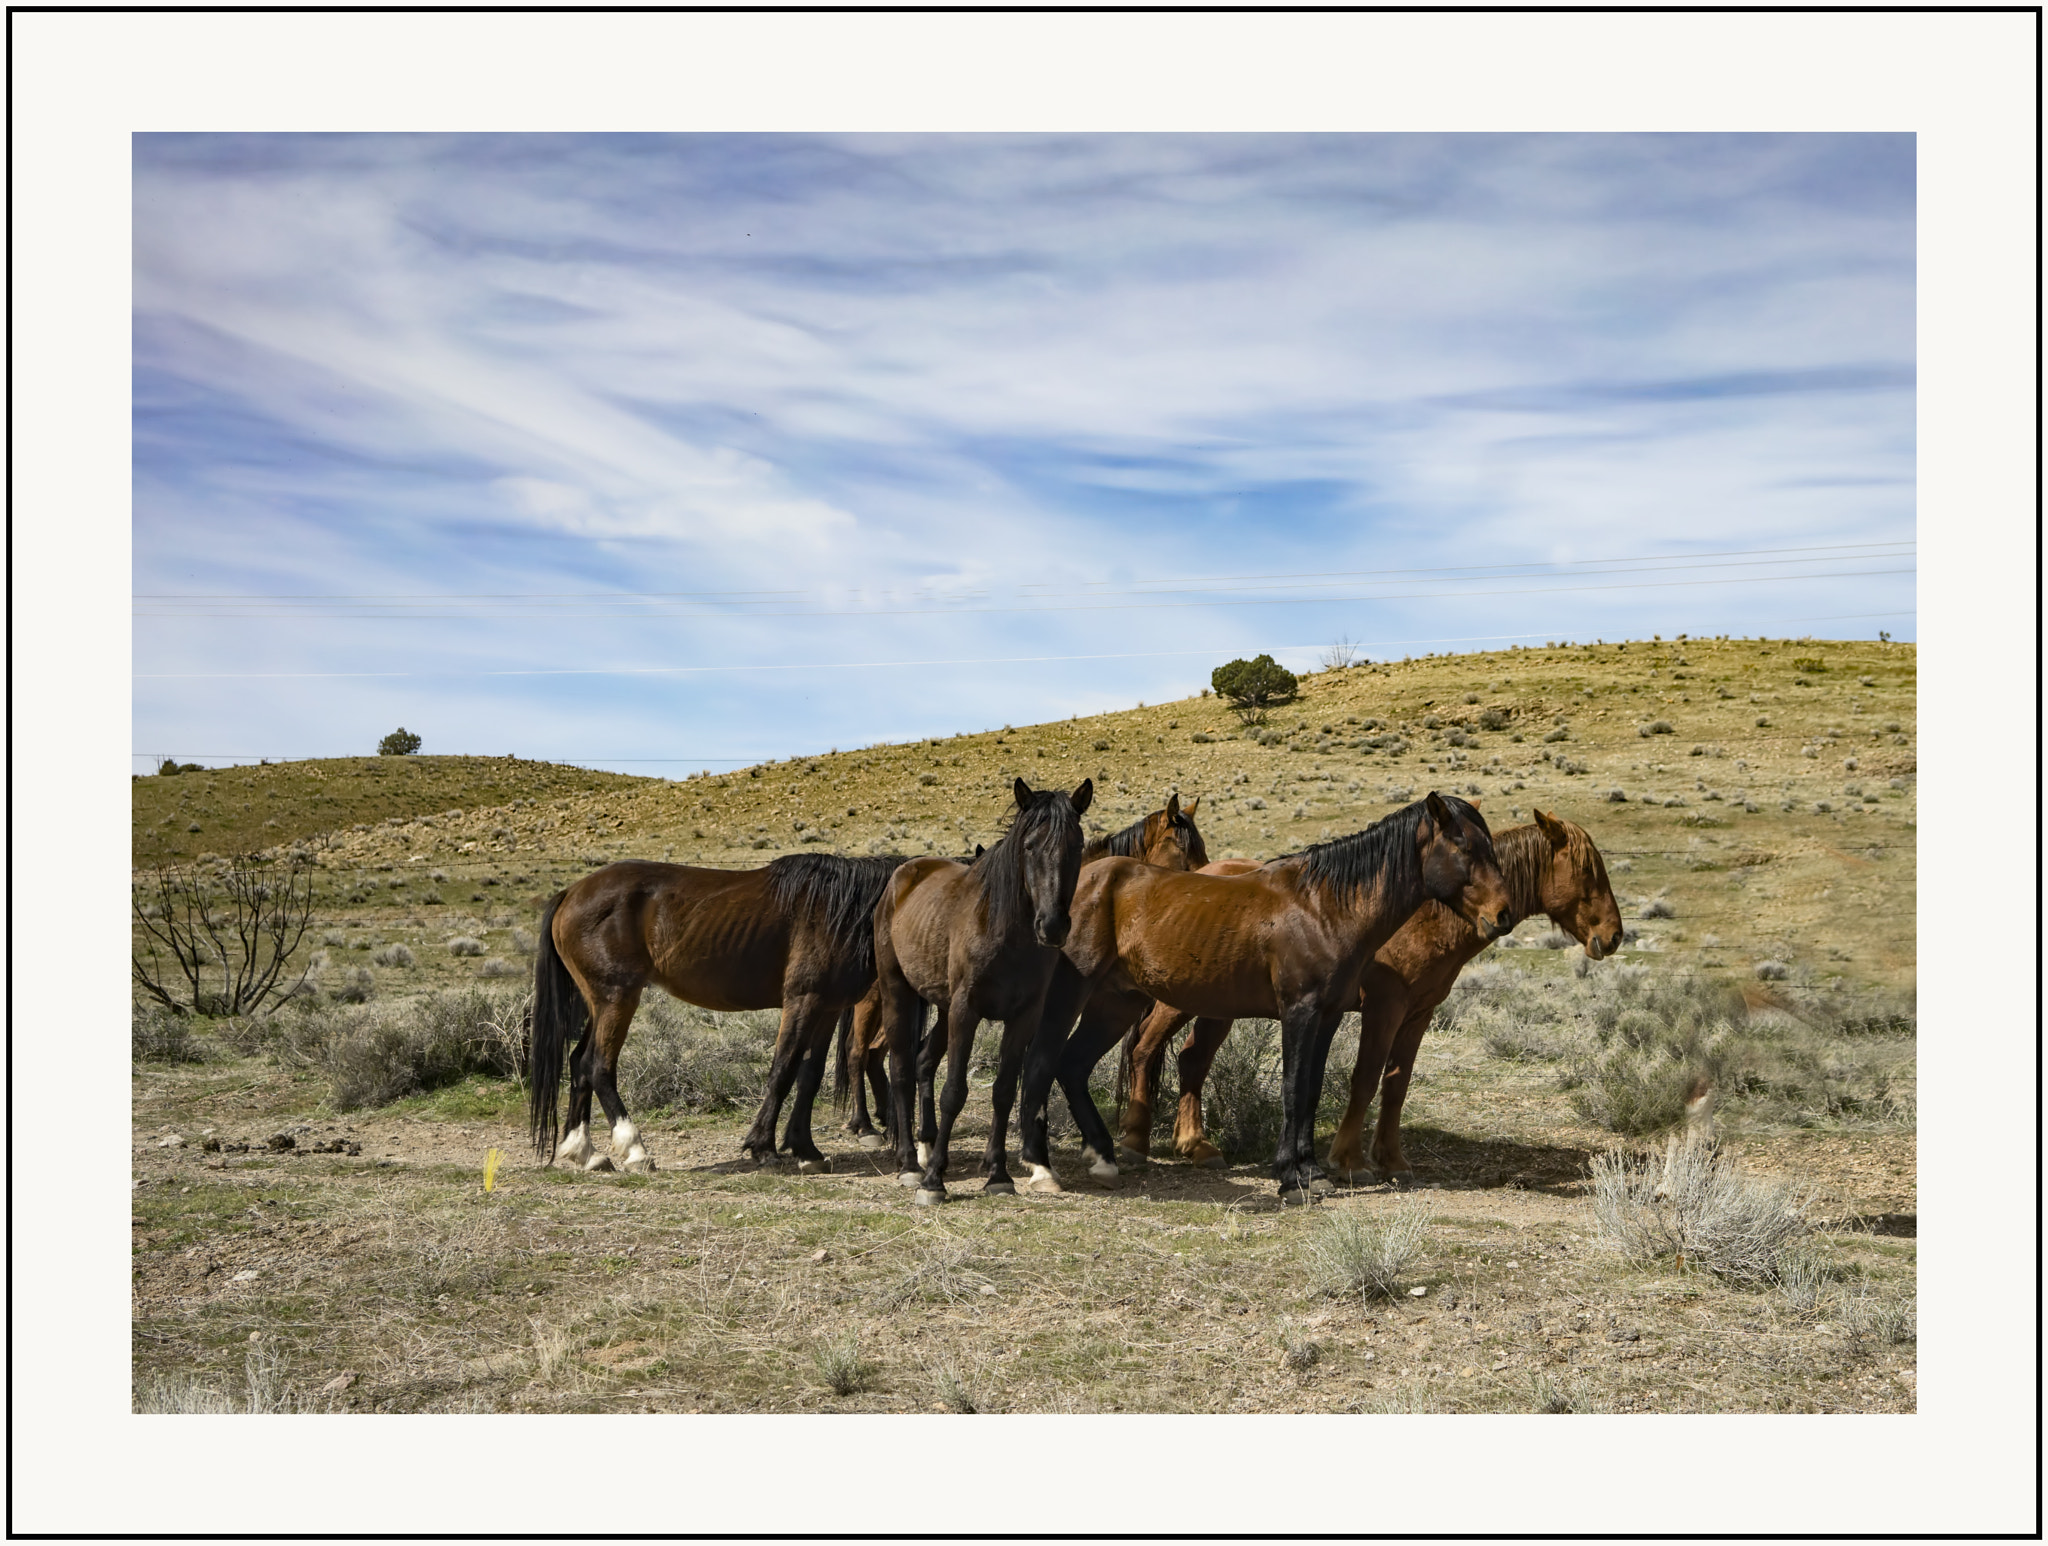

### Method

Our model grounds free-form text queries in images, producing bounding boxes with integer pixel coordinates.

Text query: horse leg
[1273,1000,1338,1198]
[739,996,814,1165]
[913,994,979,1206]
[864,1044,893,1147]
[878,979,926,1190]
[777,996,838,1173]
[980,1008,1041,1195]
[1172,1017,1235,1168]
[1329,994,1402,1182]
[585,989,648,1172]
[915,1004,948,1173]
[1118,1002,1185,1160]
[1370,1005,1433,1185]
[844,992,889,1149]
[555,1016,601,1170]
[1057,993,1144,1181]
[1018,956,1090,1193]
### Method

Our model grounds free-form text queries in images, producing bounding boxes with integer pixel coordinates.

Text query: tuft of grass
[812,1331,877,1397]
[372,943,415,969]
[1276,1320,1323,1372]
[1528,1371,1607,1413]
[1301,1202,1432,1301]
[446,936,487,957]
[1589,1137,1810,1283]
[134,1341,317,1414]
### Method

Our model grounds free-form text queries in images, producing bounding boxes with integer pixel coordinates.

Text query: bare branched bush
[1589,1138,1809,1283]
[1301,1202,1432,1301]
[132,860,315,1016]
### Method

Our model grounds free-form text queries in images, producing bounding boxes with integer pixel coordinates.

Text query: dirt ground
[132,1025,1916,1416]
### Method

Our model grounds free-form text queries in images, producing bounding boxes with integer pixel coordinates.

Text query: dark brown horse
[872,778,1093,1204]
[1118,810,1623,1182]
[834,796,1207,1147]
[1021,793,1511,1199]
[528,852,906,1171]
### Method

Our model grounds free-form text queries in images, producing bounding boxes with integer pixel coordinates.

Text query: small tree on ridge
[378,727,422,756]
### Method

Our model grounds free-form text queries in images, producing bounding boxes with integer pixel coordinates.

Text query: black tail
[1113,1022,1141,1121]
[528,893,588,1162]
[831,1002,856,1112]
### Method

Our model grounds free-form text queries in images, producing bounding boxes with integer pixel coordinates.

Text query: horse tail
[527,893,587,1162]
[831,1002,856,1112]
[1113,1021,1141,1121]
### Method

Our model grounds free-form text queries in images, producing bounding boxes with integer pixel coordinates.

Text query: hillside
[132,636,1915,991]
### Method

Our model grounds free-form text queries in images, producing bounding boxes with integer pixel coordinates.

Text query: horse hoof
[857,1134,888,1151]
[1115,1147,1150,1170]
[584,1155,615,1173]
[1185,1142,1227,1169]
[1022,1167,1064,1195]
[1384,1170,1416,1191]
[1278,1184,1317,1205]
[912,1188,946,1207]
[897,1171,923,1189]
[622,1156,656,1175]
[1308,1176,1335,1196]
[1087,1159,1119,1182]
[797,1158,831,1175]
[983,1179,1017,1196]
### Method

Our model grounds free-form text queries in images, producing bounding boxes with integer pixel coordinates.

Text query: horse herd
[529,782,1624,1203]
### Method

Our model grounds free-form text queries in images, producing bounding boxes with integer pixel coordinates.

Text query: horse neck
[1281,848,1429,959]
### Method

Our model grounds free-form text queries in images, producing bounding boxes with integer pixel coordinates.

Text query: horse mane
[765,852,909,979]
[1494,825,1550,923]
[1289,794,1490,906]
[1084,812,1154,863]
[972,789,1076,939]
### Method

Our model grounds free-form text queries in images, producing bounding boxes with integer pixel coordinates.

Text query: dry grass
[1590,1136,1810,1283]
[1300,1202,1432,1301]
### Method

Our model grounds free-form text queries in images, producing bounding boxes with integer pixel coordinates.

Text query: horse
[833,796,1207,1148]
[872,777,1093,1204]
[1117,809,1624,1184]
[527,850,907,1172]
[1020,792,1511,1200]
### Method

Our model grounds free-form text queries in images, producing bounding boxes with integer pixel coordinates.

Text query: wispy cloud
[133,133,1914,769]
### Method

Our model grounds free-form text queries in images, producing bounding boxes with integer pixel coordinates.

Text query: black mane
[973,789,1079,939]
[1289,794,1490,905]
[1083,813,1152,863]
[765,852,908,979]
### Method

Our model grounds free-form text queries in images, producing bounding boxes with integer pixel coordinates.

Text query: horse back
[557,860,792,1012]
[875,857,974,1002]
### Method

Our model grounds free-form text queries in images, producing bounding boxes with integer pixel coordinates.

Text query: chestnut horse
[1021,793,1511,1199]
[1118,809,1623,1182]
[529,851,906,1171]
[872,778,1093,1204]
[834,795,1207,1147]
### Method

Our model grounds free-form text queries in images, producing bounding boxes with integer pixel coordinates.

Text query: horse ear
[1071,778,1094,815]
[1166,792,1182,823]
[1533,808,1570,848]
[1014,777,1033,808]
[1424,789,1455,831]
[1183,793,1200,818]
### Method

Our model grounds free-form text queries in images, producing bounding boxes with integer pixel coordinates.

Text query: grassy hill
[132,635,1915,992]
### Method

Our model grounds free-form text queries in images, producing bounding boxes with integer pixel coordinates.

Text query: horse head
[1144,792,1209,872]
[1012,776,1093,946]
[1420,791,1511,941]
[1531,809,1625,960]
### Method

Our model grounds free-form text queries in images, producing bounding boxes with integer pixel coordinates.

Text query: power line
[136,560,1915,622]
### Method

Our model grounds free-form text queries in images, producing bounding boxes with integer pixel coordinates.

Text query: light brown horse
[873,778,1095,1203]
[1118,810,1623,1182]
[1021,793,1511,1199]
[529,852,905,1171]
[835,796,1206,1147]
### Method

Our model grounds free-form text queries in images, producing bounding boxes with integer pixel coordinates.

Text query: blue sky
[133,133,1915,774]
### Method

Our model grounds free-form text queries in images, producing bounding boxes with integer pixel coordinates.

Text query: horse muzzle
[1479,912,1510,942]
[1035,915,1071,948]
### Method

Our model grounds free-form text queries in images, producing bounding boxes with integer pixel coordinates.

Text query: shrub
[1607,788,1627,802]
[372,943,416,968]
[1639,720,1675,737]
[511,927,537,955]
[1754,960,1789,981]
[1477,707,1511,731]
[1543,726,1570,743]
[1641,898,1675,920]
[615,998,779,1113]
[1211,655,1299,722]
[446,936,487,957]
[812,1332,877,1396]
[132,1000,205,1063]
[1300,1202,1432,1301]
[1569,971,1741,1135]
[311,987,529,1110]
[378,728,423,756]
[331,966,375,1004]
[1589,1138,1809,1283]
[1200,1018,1286,1160]
[479,958,519,979]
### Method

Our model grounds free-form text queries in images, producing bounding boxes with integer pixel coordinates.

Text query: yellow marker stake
[483,1147,503,1193]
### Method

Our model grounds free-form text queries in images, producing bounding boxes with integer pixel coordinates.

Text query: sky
[132,132,1916,775]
